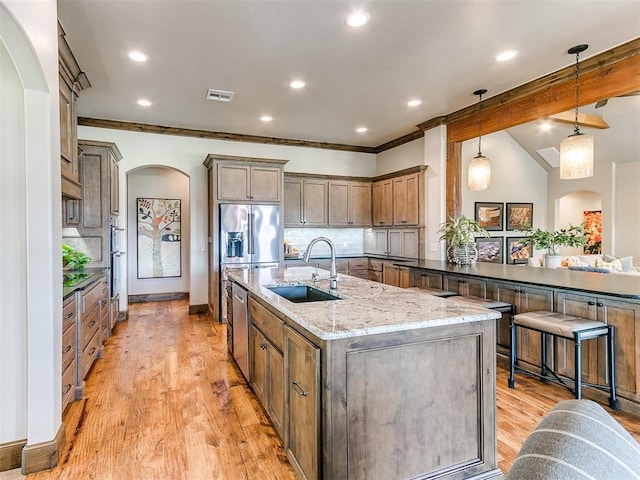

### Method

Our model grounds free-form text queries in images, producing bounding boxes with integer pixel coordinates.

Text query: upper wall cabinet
[372,166,427,227]
[328,180,372,227]
[58,22,90,200]
[284,176,328,227]
[217,163,282,202]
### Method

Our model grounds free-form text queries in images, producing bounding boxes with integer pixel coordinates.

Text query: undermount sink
[266,284,342,303]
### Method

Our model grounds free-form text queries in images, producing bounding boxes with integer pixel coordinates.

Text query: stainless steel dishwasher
[232,282,249,380]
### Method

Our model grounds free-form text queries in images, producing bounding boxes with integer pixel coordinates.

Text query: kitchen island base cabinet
[285,326,321,480]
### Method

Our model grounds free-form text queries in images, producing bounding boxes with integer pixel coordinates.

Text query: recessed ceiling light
[345,11,369,27]
[407,99,422,107]
[495,49,518,62]
[137,99,152,107]
[356,127,368,133]
[540,121,552,131]
[128,50,148,62]
[289,80,306,89]
[261,115,273,122]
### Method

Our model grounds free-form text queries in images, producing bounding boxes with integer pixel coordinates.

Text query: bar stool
[406,286,459,298]
[509,310,618,410]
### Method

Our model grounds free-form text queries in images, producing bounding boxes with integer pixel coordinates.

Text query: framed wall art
[506,236,532,264]
[583,210,602,254]
[137,197,182,278]
[474,202,504,231]
[476,236,504,263]
[506,203,533,231]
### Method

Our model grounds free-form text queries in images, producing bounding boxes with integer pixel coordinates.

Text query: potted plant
[438,214,490,265]
[62,244,91,270]
[518,224,586,268]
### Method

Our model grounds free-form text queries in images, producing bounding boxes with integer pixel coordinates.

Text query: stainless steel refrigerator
[219,203,280,380]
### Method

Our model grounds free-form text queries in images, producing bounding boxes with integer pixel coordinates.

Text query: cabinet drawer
[62,323,76,371]
[82,305,100,347]
[63,295,76,332]
[61,359,76,411]
[348,259,368,270]
[81,280,103,319]
[82,330,100,379]
[368,270,384,283]
[249,298,285,352]
[369,259,383,271]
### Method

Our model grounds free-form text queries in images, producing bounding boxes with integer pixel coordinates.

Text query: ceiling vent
[537,146,560,168]
[206,89,235,102]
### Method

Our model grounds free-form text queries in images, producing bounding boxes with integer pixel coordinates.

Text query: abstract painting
[584,210,602,254]
[137,198,181,278]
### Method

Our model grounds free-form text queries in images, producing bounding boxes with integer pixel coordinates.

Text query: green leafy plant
[62,244,91,270]
[437,214,490,246]
[518,224,586,256]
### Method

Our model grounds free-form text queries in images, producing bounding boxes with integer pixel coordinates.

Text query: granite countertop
[63,267,108,299]
[403,260,640,300]
[228,266,500,341]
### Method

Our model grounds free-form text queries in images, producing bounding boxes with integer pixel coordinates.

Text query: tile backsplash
[284,228,365,257]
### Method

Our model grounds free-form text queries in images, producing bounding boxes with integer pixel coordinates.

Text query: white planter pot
[543,254,562,269]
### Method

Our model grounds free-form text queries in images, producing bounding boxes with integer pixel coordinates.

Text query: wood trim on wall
[128,292,189,303]
[21,423,65,474]
[0,439,26,472]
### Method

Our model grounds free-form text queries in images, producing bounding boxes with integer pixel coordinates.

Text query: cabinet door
[410,270,443,290]
[489,282,520,351]
[302,179,328,226]
[217,164,250,200]
[328,181,350,226]
[350,182,372,226]
[250,166,281,201]
[401,229,419,258]
[284,178,304,226]
[373,229,388,255]
[267,344,285,438]
[250,325,268,405]
[388,229,403,256]
[285,327,320,480]
[443,274,486,297]
[393,174,419,226]
[59,73,77,183]
[382,263,400,286]
[598,297,640,400]
[516,285,554,368]
[109,154,119,215]
[372,180,393,226]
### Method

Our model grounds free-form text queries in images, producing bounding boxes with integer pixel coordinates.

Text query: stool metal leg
[608,326,619,410]
[540,332,547,377]
[574,333,582,399]
[509,316,516,389]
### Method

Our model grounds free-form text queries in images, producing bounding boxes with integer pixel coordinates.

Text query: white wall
[128,167,190,295]
[376,137,425,175]
[77,125,377,309]
[462,130,548,260]
[615,162,640,260]
[1,0,62,449]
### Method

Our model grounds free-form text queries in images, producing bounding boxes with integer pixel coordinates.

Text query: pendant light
[559,44,594,179]
[468,89,491,191]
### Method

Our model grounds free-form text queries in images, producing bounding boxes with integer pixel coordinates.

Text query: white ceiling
[57,0,640,149]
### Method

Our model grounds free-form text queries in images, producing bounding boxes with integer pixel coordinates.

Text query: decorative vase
[543,254,562,269]
[447,243,478,266]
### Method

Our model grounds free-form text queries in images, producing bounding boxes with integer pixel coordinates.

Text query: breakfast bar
[228,266,502,480]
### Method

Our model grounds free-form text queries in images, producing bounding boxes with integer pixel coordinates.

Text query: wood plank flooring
[6,300,638,479]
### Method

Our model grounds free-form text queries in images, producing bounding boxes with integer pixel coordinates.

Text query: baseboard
[21,422,65,474]
[128,292,188,303]
[188,304,209,314]
[0,439,26,472]
[117,310,127,321]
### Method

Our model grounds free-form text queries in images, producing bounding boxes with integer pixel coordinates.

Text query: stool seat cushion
[505,399,640,480]
[514,311,607,339]
[406,287,458,297]
[454,295,512,310]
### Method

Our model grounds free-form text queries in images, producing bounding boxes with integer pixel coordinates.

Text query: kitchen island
[228,266,502,480]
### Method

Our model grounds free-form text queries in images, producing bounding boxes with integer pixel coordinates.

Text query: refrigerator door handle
[248,212,255,255]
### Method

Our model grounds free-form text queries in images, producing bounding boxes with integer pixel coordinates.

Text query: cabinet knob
[588,301,596,306]
[64,345,72,353]
[292,380,308,397]
[597,302,604,307]
[260,343,267,350]
[63,384,72,395]
[64,312,74,320]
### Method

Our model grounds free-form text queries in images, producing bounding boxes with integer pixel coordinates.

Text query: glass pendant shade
[468,154,491,191]
[559,133,594,179]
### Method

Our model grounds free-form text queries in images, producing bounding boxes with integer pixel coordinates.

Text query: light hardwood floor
[3,299,637,479]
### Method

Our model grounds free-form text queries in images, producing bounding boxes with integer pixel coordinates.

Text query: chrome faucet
[303,236,338,290]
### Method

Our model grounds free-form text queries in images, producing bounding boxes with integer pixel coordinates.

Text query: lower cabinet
[382,263,410,287]
[62,295,77,413]
[285,326,320,480]
[443,273,487,297]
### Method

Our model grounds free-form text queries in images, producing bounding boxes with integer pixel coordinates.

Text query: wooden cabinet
[489,281,554,361]
[443,273,487,297]
[79,277,103,380]
[285,326,321,480]
[392,173,419,225]
[372,179,393,226]
[347,258,369,279]
[59,21,90,200]
[365,228,420,259]
[328,180,371,227]
[410,270,443,290]
[284,177,328,227]
[217,163,282,202]
[382,263,410,287]
[62,295,77,413]
[248,298,285,438]
[555,291,640,401]
[70,141,122,269]
[98,275,109,344]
